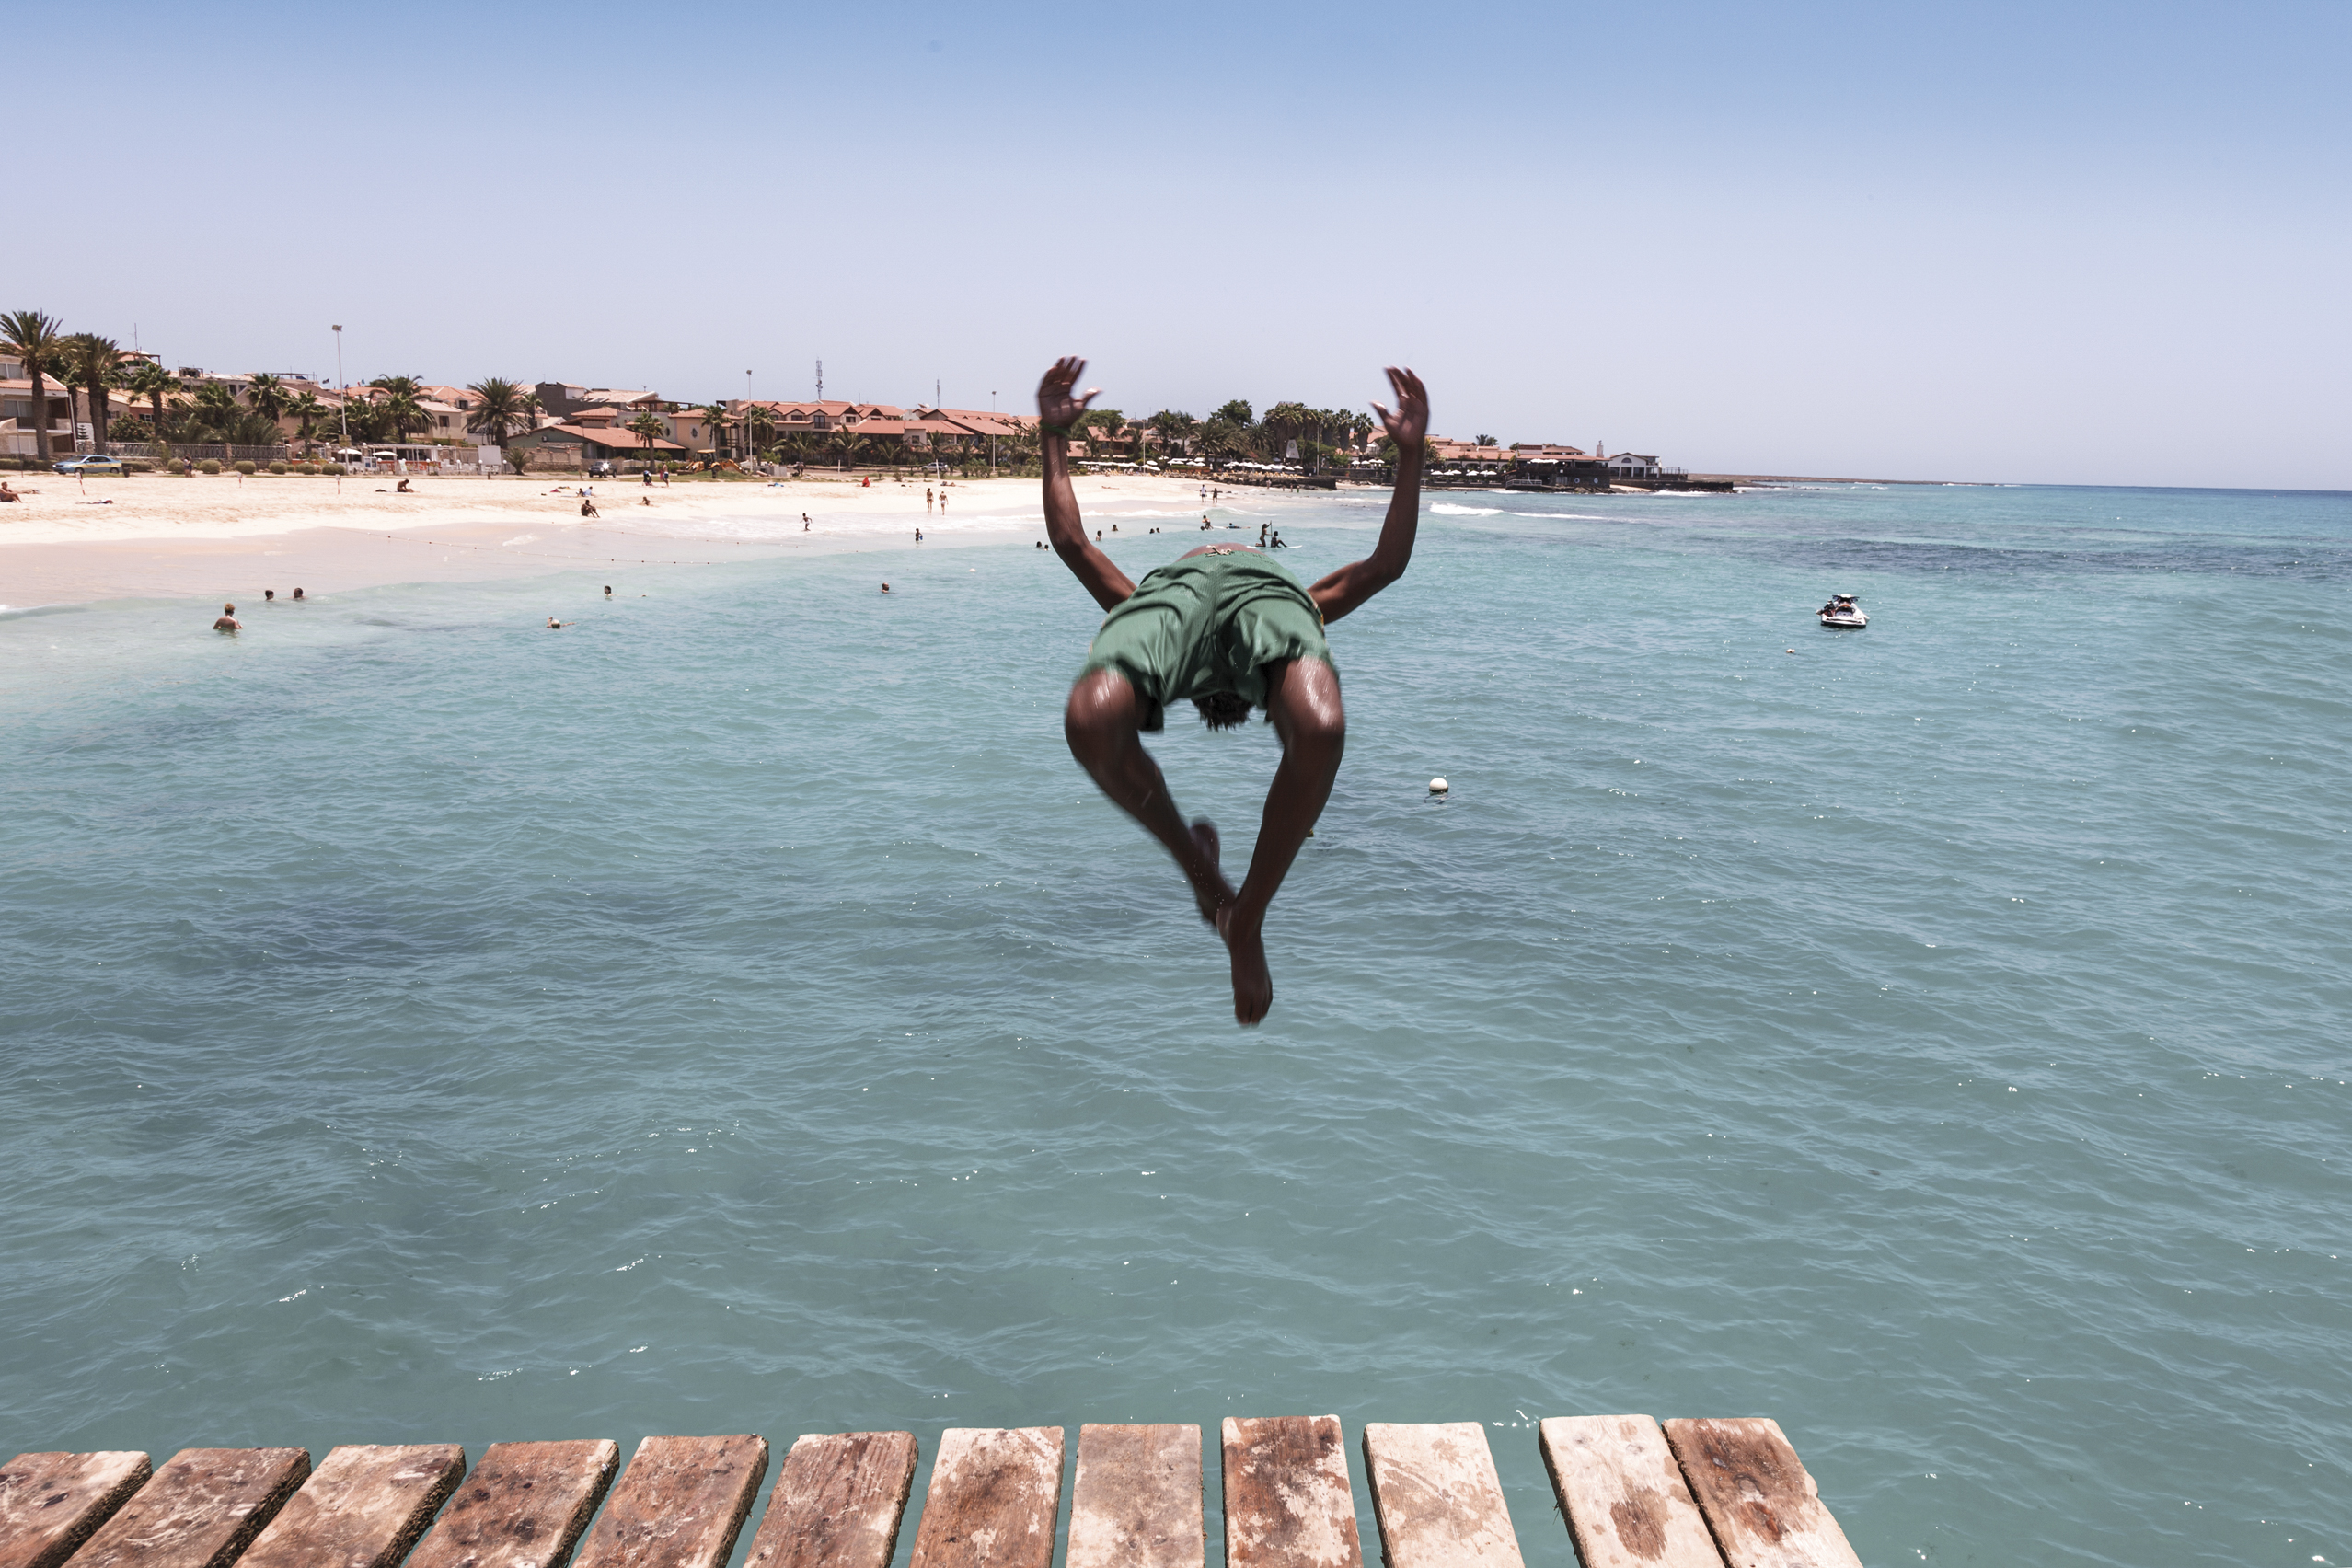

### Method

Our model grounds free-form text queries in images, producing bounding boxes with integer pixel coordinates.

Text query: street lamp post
[744,369,753,463]
[331,325,347,450]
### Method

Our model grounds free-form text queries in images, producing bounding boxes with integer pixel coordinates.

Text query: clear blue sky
[21,2,2349,488]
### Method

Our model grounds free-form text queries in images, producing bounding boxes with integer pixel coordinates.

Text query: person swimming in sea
[1038,355,1428,1025]
[213,603,243,631]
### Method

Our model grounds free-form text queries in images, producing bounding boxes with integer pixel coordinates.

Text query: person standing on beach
[1039,355,1428,1024]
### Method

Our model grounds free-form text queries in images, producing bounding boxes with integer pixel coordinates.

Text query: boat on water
[1818,594,1868,628]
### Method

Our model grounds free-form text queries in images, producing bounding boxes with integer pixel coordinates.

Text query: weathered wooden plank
[1067,1424,1202,1568]
[236,1444,467,1568]
[0,1452,151,1568]
[66,1447,312,1568]
[571,1435,767,1568]
[1220,1416,1362,1568]
[904,1427,1064,1568]
[406,1440,619,1568]
[1659,1420,1861,1568]
[1538,1417,1723,1568]
[1359,1423,1523,1568]
[741,1432,919,1568]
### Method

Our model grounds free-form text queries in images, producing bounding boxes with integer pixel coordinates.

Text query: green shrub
[269,460,288,475]
[236,459,258,476]
[121,459,151,473]
[200,458,223,475]
[324,461,346,476]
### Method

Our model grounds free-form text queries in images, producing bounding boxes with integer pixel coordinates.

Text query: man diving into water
[1040,355,1428,1024]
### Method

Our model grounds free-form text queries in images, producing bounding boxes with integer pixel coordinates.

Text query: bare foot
[1216,904,1274,1025]
[1183,818,1234,925]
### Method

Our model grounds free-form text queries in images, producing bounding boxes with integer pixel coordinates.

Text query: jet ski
[1818,594,1868,628]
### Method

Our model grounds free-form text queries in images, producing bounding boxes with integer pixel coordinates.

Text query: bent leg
[1217,656,1345,1024]
[1064,668,1232,922]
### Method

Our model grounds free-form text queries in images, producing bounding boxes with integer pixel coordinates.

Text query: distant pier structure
[0,1412,1860,1568]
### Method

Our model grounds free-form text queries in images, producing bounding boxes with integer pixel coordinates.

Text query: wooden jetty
[1,1413,1858,1568]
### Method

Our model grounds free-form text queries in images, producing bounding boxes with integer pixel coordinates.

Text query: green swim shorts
[1080,548,1333,731]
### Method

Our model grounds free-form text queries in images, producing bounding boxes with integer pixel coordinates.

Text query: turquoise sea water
[4,482,2347,1567]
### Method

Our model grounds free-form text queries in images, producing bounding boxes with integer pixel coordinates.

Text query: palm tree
[743,403,776,460]
[190,381,244,440]
[627,409,664,466]
[698,402,730,460]
[379,387,427,443]
[126,360,175,442]
[1199,415,1246,467]
[1261,401,1314,463]
[464,378,525,450]
[342,395,392,445]
[830,428,871,470]
[62,334,126,451]
[1,310,67,460]
[245,372,290,424]
[284,392,328,455]
[1147,409,1199,455]
[367,375,428,443]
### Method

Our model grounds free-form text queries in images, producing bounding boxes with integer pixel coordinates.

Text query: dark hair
[1193,692,1256,731]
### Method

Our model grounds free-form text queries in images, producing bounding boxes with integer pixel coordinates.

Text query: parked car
[54,455,125,476]
[586,460,617,478]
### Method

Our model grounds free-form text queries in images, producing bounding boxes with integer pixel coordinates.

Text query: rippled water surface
[5,483,2348,1567]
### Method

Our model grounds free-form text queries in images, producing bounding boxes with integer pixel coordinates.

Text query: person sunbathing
[1039,355,1428,1024]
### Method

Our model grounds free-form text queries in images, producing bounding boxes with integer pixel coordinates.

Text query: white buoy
[1429,777,1449,794]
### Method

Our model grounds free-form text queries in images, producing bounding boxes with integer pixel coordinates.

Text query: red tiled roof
[534,424,686,450]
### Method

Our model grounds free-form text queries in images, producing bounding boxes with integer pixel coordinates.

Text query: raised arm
[1308,366,1427,624]
[1038,356,1136,613]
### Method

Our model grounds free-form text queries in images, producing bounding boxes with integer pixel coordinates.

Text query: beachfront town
[0,317,1691,490]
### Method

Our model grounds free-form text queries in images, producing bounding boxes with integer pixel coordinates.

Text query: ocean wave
[1430,503,1502,515]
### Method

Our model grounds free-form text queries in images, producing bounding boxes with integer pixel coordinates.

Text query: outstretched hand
[1370,366,1429,452]
[1037,356,1100,432]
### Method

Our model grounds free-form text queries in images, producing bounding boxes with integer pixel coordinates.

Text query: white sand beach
[0,470,1267,607]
